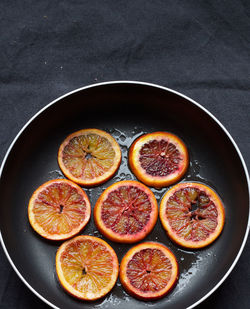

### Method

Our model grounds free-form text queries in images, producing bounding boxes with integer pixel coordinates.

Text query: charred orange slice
[94,180,158,243]
[120,242,178,300]
[56,235,119,300]
[28,179,91,240]
[160,182,225,248]
[58,129,121,186]
[129,132,189,188]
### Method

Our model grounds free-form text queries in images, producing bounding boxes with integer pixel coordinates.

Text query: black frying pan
[0,81,249,309]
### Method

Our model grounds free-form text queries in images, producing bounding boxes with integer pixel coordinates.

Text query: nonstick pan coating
[0,81,249,309]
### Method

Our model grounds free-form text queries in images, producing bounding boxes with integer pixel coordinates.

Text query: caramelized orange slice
[120,242,178,300]
[94,180,158,243]
[56,235,119,300]
[58,129,121,186]
[129,132,189,188]
[28,179,91,240]
[160,182,225,248]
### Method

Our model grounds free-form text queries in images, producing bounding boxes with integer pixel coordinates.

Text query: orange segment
[56,235,119,300]
[160,182,225,248]
[94,181,158,243]
[58,129,121,186]
[28,179,91,240]
[120,242,178,300]
[129,132,189,188]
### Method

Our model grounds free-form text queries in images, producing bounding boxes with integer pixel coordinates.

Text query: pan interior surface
[0,82,249,309]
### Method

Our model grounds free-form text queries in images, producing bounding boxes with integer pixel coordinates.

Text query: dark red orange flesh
[129,132,189,188]
[94,181,158,243]
[120,242,178,300]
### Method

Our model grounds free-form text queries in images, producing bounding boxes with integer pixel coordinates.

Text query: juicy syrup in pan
[49,127,219,307]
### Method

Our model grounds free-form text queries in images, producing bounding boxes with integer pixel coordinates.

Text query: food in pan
[120,242,178,300]
[94,180,158,243]
[129,132,189,188]
[27,127,226,302]
[159,182,225,248]
[56,235,119,300]
[58,128,121,187]
[28,179,91,240]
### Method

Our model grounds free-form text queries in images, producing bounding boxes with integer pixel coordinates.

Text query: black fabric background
[0,1,249,308]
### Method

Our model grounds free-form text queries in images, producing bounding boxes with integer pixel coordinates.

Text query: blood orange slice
[58,128,121,186]
[160,182,225,248]
[129,132,189,188]
[56,235,119,300]
[120,242,178,300]
[94,180,158,243]
[28,179,91,240]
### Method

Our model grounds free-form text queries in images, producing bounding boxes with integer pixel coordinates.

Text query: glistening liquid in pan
[49,127,218,307]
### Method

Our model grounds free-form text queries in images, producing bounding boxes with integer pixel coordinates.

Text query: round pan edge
[0,80,249,309]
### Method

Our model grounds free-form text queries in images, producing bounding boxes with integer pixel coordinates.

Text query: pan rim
[0,80,249,309]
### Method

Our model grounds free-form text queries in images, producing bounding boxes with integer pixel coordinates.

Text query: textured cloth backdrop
[0,1,249,308]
